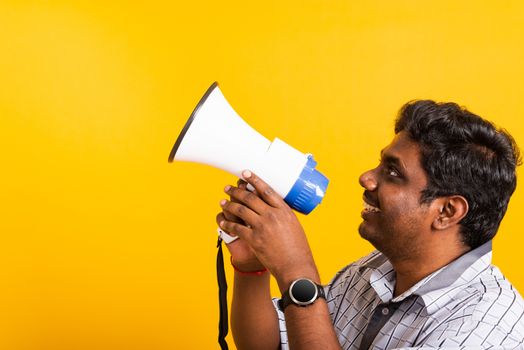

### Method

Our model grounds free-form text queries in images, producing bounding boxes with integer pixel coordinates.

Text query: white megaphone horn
[168,82,329,219]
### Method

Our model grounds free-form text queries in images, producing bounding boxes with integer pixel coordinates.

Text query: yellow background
[1,1,523,349]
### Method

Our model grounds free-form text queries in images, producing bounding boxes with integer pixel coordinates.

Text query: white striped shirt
[273,241,524,349]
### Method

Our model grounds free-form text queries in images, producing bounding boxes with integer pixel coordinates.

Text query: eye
[378,158,402,179]
[387,167,399,177]
[385,166,400,178]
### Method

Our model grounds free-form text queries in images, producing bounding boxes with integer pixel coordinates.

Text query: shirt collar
[362,241,493,308]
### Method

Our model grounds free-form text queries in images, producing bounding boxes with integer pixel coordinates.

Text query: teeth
[363,201,380,213]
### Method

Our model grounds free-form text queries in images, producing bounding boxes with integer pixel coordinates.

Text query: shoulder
[436,264,524,345]
[326,250,384,291]
[469,266,524,335]
[417,266,524,347]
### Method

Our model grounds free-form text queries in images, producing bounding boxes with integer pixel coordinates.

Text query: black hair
[395,100,521,248]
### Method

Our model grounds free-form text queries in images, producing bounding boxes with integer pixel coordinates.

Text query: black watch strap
[278,278,326,311]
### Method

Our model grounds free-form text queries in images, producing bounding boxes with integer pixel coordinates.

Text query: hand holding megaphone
[168,82,329,242]
[168,82,329,350]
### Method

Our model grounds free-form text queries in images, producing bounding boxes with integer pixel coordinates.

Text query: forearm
[284,300,342,350]
[231,272,280,350]
[277,265,342,350]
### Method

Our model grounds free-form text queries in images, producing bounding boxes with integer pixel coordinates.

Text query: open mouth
[363,201,381,213]
[362,192,380,213]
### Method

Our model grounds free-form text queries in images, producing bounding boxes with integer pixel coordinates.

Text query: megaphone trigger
[246,183,255,193]
[217,227,239,244]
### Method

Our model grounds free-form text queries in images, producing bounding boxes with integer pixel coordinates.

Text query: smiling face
[358,132,438,260]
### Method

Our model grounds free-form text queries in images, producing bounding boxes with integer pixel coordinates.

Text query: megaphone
[168,82,329,216]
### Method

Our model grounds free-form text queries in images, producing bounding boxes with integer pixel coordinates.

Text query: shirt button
[382,307,389,315]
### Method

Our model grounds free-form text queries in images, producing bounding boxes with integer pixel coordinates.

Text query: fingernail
[220,199,227,206]
[224,185,231,192]
[242,170,252,178]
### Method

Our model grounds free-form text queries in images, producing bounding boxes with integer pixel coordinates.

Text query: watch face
[290,279,317,305]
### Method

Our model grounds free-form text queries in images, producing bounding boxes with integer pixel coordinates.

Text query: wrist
[278,278,326,312]
[230,256,268,276]
[276,268,320,294]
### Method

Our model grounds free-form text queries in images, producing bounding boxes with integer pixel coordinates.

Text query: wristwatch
[279,278,326,311]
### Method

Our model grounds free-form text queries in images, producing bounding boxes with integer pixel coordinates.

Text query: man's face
[358,131,435,259]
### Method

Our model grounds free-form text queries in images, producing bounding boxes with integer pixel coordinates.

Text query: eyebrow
[380,149,407,173]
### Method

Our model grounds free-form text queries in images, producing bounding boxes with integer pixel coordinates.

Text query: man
[216,100,524,349]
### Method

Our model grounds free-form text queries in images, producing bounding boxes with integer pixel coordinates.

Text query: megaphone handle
[218,228,239,244]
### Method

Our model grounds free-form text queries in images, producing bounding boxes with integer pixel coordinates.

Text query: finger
[220,199,259,227]
[216,213,240,243]
[241,170,283,208]
[237,178,248,188]
[224,183,248,224]
[219,208,244,225]
[216,212,230,229]
[219,218,252,240]
[225,185,267,215]
[237,179,261,196]
[228,183,248,203]
[237,179,262,196]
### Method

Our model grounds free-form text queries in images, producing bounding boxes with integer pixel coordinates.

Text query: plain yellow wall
[1,1,523,349]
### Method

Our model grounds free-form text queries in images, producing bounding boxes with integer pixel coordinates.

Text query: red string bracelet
[230,256,268,276]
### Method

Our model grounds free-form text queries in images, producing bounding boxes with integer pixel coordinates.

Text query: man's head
[360,100,520,256]
[359,100,520,256]
[394,100,520,249]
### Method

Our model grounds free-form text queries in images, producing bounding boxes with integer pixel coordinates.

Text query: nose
[359,169,377,191]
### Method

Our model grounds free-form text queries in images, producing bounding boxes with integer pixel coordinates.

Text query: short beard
[359,222,423,264]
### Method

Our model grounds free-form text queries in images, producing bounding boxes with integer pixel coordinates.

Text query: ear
[431,195,469,231]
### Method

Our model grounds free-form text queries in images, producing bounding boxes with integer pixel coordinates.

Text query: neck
[388,239,470,297]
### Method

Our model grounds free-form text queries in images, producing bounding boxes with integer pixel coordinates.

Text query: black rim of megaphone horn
[168,82,220,163]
